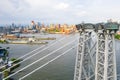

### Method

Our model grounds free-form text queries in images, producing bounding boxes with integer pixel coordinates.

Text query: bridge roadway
[6,33,78,80]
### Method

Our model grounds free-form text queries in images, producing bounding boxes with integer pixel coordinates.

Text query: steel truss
[74,30,117,80]
[74,31,96,80]
[95,30,117,80]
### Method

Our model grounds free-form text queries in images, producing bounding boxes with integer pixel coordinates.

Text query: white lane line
[19,45,77,80]
[2,35,69,73]
[3,37,77,79]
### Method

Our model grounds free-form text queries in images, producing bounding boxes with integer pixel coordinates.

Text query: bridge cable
[3,37,78,79]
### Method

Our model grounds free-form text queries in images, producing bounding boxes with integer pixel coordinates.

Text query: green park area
[115,34,120,40]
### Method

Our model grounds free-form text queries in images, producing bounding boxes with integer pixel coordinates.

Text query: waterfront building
[3,34,19,39]
[117,31,120,35]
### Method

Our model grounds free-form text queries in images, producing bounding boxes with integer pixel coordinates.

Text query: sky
[0,0,120,25]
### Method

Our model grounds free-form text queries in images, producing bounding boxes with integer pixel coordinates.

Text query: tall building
[29,21,36,29]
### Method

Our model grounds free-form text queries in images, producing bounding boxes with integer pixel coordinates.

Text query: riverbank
[0,40,8,44]
[0,37,55,44]
[115,34,120,40]
[0,58,22,80]
[9,40,48,44]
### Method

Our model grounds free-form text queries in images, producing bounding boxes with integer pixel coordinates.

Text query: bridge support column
[95,30,117,80]
[74,31,95,80]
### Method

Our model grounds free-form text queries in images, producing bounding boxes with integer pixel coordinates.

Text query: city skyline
[0,0,120,25]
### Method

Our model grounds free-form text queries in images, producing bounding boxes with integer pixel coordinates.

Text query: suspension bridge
[0,22,120,80]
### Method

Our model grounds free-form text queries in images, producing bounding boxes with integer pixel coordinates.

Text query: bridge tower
[74,24,96,80]
[74,23,119,80]
[95,23,118,80]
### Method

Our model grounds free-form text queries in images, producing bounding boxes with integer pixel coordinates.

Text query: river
[0,33,120,80]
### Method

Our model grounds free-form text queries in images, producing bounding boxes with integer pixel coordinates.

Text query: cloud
[1,0,120,25]
[75,11,88,17]
[75,5,84,8]
[0,0,15,14]
[54,2,69,10]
